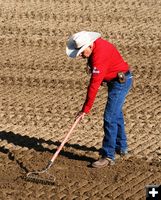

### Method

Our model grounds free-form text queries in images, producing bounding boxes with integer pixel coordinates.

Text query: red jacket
[82,38,129,113]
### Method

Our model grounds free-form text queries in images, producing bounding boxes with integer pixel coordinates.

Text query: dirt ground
[0,0,161,199]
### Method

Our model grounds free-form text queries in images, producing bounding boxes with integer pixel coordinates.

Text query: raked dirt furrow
[0,0,161,199]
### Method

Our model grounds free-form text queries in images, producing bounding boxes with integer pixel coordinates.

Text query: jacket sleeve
[82,65,107,113]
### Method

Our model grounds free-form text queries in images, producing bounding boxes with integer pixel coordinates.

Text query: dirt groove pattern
[0,0,161,199]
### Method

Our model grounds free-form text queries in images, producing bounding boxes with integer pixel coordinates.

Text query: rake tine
[23,172,56,185]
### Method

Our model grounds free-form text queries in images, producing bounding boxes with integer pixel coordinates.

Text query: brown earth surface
[0,0,161,199]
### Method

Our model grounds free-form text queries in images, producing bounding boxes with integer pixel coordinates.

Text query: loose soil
[0,0,160,199]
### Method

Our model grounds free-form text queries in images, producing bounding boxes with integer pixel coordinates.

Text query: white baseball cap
[66,31,101,58]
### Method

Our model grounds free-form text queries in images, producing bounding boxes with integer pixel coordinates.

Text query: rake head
[22,161,56,185]
[22,170,56,185]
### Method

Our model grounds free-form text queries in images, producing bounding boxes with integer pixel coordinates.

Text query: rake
[24,116,82,185]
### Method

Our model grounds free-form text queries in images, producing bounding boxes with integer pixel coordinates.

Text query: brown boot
[92,157,115,168]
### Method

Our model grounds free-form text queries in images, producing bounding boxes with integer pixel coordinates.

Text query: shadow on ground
[0,131,98,164]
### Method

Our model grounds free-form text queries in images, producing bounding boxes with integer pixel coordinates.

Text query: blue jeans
[100,72,133,160]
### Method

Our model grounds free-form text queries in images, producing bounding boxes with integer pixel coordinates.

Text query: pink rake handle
[50,116,81,164]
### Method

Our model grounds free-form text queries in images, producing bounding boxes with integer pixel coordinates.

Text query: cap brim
[66,32,101,58]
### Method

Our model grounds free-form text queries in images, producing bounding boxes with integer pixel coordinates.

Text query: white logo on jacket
[92,67,100,74]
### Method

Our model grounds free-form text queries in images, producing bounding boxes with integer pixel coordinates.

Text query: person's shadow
[0,131,98,172]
